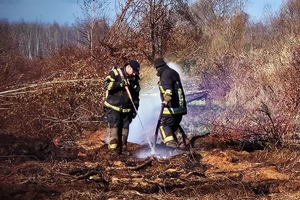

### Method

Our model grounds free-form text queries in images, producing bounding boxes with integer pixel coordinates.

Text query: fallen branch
[105,157,154,171]
[69,169,108,185]
[76,170,98,180]
[127,158,154,171]
[0,78,101,97]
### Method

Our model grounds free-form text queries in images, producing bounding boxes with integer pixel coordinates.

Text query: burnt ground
[1,129,300,200]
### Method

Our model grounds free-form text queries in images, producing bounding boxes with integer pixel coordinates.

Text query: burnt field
[1,128,300,200]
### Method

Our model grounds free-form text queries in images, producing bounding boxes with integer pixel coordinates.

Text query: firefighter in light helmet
[153,57,187,148]
[103,60,140,154]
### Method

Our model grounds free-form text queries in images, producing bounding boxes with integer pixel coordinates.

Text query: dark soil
[1,130,300,200]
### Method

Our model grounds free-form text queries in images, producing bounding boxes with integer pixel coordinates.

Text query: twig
[0,78,101,97]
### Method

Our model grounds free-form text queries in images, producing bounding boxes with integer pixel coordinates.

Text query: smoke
[168,62,183,75]
[128,85,161,144]
[128,62,183,144]
[128,62,186,158]
[133,144,185,159]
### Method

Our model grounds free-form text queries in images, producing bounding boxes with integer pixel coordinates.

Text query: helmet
[153,57,166,68]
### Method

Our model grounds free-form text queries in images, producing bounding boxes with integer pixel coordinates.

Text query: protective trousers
[106,109,132,150]
[160,115,183,147]
[107,127,129,149]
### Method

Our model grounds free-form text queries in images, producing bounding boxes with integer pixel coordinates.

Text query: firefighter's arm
[128,75,140,93]
[103,71,127,91]
[132,86,140,110]
[129,77,140,109]
[161,74,173,105]
[131,82,140,93]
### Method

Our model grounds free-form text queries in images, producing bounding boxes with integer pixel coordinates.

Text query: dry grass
[205,41,300,145]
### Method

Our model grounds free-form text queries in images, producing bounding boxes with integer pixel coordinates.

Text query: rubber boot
[166,140,178,148]
[121,128,131,155]
[175,126,187,149]
[108,127,119,151]
[122,128,129,147]
[160,125,177,148]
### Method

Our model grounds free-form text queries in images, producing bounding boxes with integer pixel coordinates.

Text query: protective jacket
[103,67,140,113]
[158,65,187,116]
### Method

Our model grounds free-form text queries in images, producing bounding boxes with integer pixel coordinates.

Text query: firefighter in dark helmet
[153,57,187,148]
[103,60,140,154]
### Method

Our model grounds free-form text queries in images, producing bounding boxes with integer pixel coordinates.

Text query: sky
[0,0,285,25]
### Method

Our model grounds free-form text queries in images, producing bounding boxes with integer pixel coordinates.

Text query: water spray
[125,86,156,155]
[153,103,164,155]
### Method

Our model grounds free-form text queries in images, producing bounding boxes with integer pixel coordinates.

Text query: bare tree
[278,0,300,37]
[76,0,110,56]
[111,0,194,61]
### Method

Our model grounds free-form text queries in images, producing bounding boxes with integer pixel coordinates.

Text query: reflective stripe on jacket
[104,101,132,113]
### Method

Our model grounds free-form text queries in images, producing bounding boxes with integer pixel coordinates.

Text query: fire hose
[124,86,143,129]
[153,103,164,155]
[124,86,155,155]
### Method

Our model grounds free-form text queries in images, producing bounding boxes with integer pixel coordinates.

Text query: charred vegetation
[1,0,300,199]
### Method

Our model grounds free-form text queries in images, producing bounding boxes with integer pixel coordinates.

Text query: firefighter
[103,60,140,155]
[153,57,187,148]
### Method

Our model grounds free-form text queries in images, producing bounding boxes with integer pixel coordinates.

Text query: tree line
[1,0,299,63]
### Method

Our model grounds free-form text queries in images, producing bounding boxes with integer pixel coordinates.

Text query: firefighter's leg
[120,112,133,155]
[174,128,182,146]
[108,127,119,150]
[121,128,132,155]
[172,115,187,148]
[106,109,121,151]
[121,128,129,148]
[176,125,187,148]
[160,116,177,148]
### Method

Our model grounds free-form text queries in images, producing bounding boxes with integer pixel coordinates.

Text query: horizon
[0,0,284,25]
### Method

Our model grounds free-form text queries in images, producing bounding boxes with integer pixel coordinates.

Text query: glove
[162,94,171,106]
[162,101,168,106]
[164,94,172,102]
[120,79,128,87]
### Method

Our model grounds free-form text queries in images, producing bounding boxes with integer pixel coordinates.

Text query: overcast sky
[0,0,284,25]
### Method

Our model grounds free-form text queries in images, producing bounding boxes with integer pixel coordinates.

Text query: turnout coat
[103,67,140,113]
[158,66,187,116]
